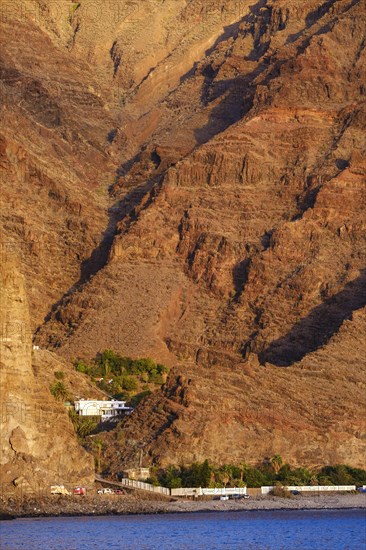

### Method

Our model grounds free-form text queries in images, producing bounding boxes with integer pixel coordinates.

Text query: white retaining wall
[171,487,247,497]
[98,475,357,497]
[119,478,170,495]
[261,485,356,494]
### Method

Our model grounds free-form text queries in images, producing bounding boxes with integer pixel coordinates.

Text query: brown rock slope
[32,348,107,402]
[105,307,365,471]
[2,0,366,469]
[0,8,118,330]
[0,0,271,330]
[0,249,94,495]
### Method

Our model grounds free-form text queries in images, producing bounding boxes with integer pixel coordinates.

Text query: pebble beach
[1,492,365,519]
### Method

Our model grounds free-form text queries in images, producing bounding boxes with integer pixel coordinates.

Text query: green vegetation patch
[74,349,169,404]
[154,458,366,489]
[68,409,98,439]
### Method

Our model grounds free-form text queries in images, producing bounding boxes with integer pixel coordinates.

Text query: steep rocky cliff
[0,3,121,330]
[0,248,94,495]
[1,0,365,470]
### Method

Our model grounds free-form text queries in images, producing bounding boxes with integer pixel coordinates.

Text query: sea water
[0,509,365,549]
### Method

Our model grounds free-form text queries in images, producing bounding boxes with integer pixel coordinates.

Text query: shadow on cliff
[39,178,157,328]
[173,0,268,146]
[192,0,358,145]
[37,141,166,335]
[233,258,251,300]
[178,0,267,86]
[78,180,155,284]
[259,269,366,366]
[195,0,284,144]
[286,0,359,44]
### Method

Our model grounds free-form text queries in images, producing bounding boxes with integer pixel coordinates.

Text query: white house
[74,399,133,421]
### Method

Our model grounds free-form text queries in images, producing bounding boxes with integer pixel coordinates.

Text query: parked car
[113,489,124,494]
[73,487,86,496]
[220,496,229,501]
[97,488,114,494]
[357,487,366,493]
[291,490,300,495]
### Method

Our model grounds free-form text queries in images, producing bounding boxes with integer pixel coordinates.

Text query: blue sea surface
[0,509,365,550]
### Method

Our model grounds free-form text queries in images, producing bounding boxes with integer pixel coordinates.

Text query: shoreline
[1,493,365,520]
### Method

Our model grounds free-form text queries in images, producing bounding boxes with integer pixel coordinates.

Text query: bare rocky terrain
[1,0,365,485]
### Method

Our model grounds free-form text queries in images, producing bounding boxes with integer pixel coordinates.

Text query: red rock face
[1,0,365,468]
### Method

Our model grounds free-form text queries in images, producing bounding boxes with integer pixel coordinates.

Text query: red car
[73,487,87,495]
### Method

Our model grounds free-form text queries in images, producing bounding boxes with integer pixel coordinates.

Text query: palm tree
[238,461,248,483]
[77,417,97,438]
[50,381,69,402]
[94,439,103,473]
[219,465,232,488]
[271,454,283,475]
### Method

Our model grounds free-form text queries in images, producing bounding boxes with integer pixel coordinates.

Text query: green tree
[129,390,152,407]
[68,410,97,438]
[317,465,354,485]
[218,464,232,487]
[277,463,292,484]
[238,461,249,483]
[290,467,312,485]
[182,460,212,487]
[343,466,366,486]
[50,381,69,401]
[163,466,183,488]
[74,359,90,374]
[121,376,138,391]
[149,373,164,385]
[311,474,322,485]
[95,349,124,376]
[146,476,160,487]
[77,417,97,438]
[244,467,270,488]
